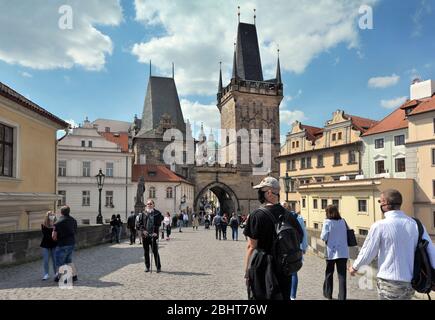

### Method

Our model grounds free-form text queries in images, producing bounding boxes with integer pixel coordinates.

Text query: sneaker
[290,297,296,300]
[145,268,150,273]
[156,269,161,273]
[54,275,60,283]
[42,274,49,281]
[72,275,78,282]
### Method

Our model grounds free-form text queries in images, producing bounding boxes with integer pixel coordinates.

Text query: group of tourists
[243,176,435,300]
[211,212,247,241]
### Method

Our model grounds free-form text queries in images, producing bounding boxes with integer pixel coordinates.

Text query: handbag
[344,219,357,247]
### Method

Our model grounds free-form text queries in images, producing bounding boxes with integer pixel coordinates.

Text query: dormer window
[148,171,156,177]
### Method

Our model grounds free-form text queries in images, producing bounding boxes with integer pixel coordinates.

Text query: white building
[57,118,135,224]
[132,164,194,215]
[361,106,408,179]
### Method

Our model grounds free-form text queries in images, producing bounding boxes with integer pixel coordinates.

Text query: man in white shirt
[348,189,435,300]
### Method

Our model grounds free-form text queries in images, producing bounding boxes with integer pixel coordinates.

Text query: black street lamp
[282,172,291,203]
[95,169,105,224]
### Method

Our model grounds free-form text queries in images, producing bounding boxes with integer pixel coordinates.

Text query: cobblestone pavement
[0,227,378,300]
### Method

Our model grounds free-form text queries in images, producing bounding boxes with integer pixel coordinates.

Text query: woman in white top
[163,212,172,241]
[320,205,349,300]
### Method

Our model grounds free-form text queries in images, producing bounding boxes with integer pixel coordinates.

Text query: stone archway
[194,182,240,216]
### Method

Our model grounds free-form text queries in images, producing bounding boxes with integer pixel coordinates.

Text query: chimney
[410,79,435,100]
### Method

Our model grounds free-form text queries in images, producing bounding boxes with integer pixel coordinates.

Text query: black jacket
[138,210,163,236]
[40,225,57,249]
[127,214,136,229]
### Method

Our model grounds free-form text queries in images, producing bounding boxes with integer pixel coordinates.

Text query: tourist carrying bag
[344,219,357,247]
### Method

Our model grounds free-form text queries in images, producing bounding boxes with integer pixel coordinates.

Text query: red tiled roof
[301,124,323,141]
[409,94,435,116]
[345,114,378,132]
[362,107,408,137]
[132,164,193,184]
[101,132,129,153]
[0,81,69,128]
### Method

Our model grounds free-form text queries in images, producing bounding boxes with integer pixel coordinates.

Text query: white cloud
[412,0,432,37]
[380,96,407,109]
[132,0,378,96]
[368,74,400,88]
[280,110,306,126]
[0,0,123,71]
[19,71,32,78]
[64,119,79,129]
[180,99,221,135]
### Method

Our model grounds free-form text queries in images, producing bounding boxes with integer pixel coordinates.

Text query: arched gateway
[194,181,240,216]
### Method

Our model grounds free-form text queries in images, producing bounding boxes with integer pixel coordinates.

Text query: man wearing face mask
[349,189,435,300]
[243,177,303,300]
[138,199,163,273]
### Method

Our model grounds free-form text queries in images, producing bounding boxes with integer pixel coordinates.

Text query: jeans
[323,258,347,300]
[129,228,136,244]
[118,226,122,242]
[221,225,227,240]
[290,272,298,299]
[42,247,56,276]
[177,220,183,232]
[55,245,75,269]
[231,227,238,241]
[215,224,222,240]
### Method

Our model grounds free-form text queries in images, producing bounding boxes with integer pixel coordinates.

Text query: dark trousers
[215,225,222,240]
[221,225,227,240]
[129,228,136,244]
[142,236,161,270]
[323,258,347,300]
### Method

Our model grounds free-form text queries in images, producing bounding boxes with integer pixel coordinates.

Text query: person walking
[229,212,239,241]
[243,177,303,300]
[177,211,184,233]
[212,214,222,240]
[192,212,199,230]
[348,189,435,300]
[138,200,163,273]
[320,205,349,300]
[183,211,189,228]
[40,211,57,280]
[53,206,78,283]
[221,213,229,240]
[110,214,118,243]
[116,214,123,243]
[163,212,172,241]
[127,211,137,245]
[136,212,142,244]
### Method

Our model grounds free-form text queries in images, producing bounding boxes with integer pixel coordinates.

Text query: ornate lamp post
[95,169,105,224]
[282,172,291,203]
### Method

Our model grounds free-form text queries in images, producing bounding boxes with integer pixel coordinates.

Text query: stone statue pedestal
[135,203,145,214]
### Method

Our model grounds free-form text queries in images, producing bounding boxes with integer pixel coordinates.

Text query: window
[348,150,356,164]
[58,190,66,207]
[359,229,369,236]
[105,127,110,133]
[334,152,341,166]
[375,138,384,149]
[291,159,296,170]
[149,187,156,199]
[338,132,342,140]
[82,191,90,206]
[140,153,146,165]
[81,140,85,147]
[105,191,113,207]
[58,160,66,177]
[432,149,435,165]
[88,140,93,148]
[332,176,340,181]
[0,123,13,177]
[433,180,435,198]
[358,200,367,212]
[292,141,295,148]
[313,199,318,209]
[314,223,319,230]
[82,161,91,177]
[166,187,173,198]
[321,199,328,210]
[182,168,188,178]
[317,154,324,167]
[301,158,306,169]
[332,133,336,141]
[315,177,324,183]
[148,171,156,177]
[302,198,306,208]
[286,160,291,171]
[394,135,405,146]
[290,180,296,192]
[332,199,339,209]
[306,157,312,168]
[106,162,114,177]
[375,160,385,174]
[395,158,406,173]
[296,141,299,148]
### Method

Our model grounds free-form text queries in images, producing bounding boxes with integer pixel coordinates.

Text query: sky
[0,0,434,144]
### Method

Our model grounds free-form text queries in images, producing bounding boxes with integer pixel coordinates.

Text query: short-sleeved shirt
[243,204,302,253]
[54,215,77,247]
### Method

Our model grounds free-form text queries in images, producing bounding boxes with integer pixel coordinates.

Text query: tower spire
[238,6,240,23]
[218,62,223,94]
[276,48,282,84]
[149,60,152,77]
[172,62,175,79]
[254,8,256,25]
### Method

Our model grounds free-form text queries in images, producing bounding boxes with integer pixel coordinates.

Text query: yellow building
[278,110,377,211]
[406,83,435,236]
[298,178,415,233]
[0,82,69,232]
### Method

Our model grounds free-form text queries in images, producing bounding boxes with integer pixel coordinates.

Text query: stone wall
[0,224,127,268]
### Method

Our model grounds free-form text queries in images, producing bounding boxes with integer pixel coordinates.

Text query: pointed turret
[232,48,238,80]
[276,50,282,84]
[218,62,223,94]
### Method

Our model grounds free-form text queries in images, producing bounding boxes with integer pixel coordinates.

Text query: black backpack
[412,218,435,299]
[259,207,303,277]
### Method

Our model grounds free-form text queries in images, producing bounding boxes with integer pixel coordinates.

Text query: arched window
[166,187,173,199]
[149,187,156,199]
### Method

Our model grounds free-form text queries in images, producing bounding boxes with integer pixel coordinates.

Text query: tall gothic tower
[217,22,283,174]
